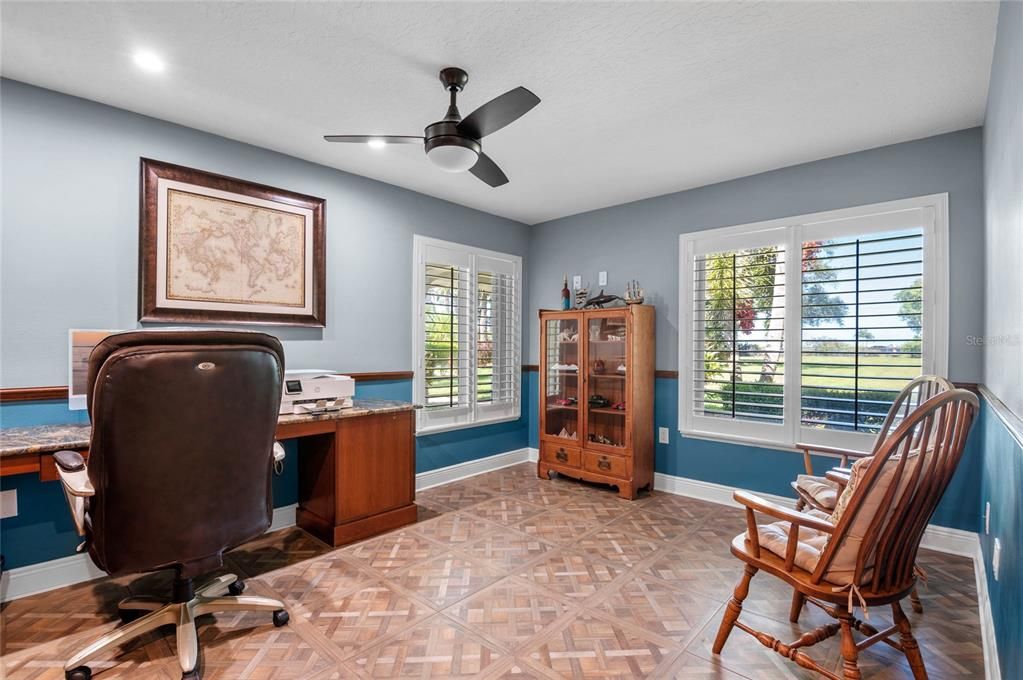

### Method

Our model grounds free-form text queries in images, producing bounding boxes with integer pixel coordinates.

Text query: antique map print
[165,189,306,307]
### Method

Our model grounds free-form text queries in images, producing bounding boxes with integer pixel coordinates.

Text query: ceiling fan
[324,67,539,187]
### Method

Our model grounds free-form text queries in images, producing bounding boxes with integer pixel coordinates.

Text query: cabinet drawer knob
[555,448,569,462]
[597,457,611,471]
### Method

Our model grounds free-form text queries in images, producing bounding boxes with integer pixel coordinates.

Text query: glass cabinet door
[584,313,629,450]
[543,316,581,441]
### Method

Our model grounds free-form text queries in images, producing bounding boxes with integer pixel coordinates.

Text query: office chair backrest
[85,330,284,578]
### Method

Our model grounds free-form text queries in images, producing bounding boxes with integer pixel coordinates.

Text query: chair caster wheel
[228,579,245,596]
[272,609,289,627]
[181,670,201,680]
[119,608,143,623]
[66,666,92,680]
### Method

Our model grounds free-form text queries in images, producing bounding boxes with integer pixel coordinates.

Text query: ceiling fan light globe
[427,144,479,173]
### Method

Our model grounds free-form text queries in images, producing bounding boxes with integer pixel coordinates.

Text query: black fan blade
[469,153,509,187]
[323,135,423,144]
[457,87,540,139]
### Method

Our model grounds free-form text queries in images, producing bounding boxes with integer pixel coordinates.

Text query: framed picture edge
[138,157,326,328]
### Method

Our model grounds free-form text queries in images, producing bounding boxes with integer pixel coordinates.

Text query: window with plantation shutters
[414,236,521,433]
[679,195,948,450]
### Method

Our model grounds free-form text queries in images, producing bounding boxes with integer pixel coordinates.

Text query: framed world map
[139,159,326,326]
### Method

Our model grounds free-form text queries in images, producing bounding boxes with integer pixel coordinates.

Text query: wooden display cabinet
[538,305,654,499]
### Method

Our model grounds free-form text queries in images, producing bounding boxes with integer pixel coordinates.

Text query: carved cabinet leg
[893,601,929,680]
[713,564,757,654]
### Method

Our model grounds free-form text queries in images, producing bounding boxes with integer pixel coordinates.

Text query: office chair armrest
[54,450,94,537]
[273,442,285,465]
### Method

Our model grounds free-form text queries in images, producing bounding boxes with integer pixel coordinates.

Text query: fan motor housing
[424,121,481,155]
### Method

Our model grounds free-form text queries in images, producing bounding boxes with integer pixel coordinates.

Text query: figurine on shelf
[588,394,611,408]
[588,433,616,445]
[624,280,645,305]
[612,401,626,411]
[592,358,605,374]
[616,363,627,374]
[557,328,578,342]
[583,289,625,308]
[558,427,578,440]
[561,275,571,310]
[574,286,589,309]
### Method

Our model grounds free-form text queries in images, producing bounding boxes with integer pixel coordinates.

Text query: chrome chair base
[63,574,288,680]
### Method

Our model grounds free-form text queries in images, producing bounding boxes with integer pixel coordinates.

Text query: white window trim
[677,193,949,449]
[412,235,522,436]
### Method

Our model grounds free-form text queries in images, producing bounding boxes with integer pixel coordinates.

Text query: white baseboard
[415,447,535,491]
[652,471,978,557]
[1,503,300,603]
[974,540,1002,680]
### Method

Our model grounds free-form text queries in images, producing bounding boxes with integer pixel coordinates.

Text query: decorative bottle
[561,275,571,310]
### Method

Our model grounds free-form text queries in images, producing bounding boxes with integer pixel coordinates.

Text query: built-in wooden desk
[0,400,419,547]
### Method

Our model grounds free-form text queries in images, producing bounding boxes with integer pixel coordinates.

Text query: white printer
[280,370,355,415]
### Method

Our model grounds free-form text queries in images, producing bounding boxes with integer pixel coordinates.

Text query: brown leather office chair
[54,330,290,680]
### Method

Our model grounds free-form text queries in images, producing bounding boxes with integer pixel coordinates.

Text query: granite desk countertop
[0,399,418,458]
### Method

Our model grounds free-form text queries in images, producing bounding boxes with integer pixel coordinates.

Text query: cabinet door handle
[597,457,611,471]
[555,449,569,463]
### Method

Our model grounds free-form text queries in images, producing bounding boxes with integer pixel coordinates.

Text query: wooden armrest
[832,466,853,475]
[733,490,836,533]
[825,470,851,488]
[796,443,872,475]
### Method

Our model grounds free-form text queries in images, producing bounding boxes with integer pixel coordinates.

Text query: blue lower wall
[977,396,1022,679]
[0,374,530,570]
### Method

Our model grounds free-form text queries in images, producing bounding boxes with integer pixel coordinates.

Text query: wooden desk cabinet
[286,410,417,547]
[538,305,654,499]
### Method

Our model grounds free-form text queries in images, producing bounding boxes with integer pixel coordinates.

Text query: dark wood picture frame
[139,158,326,327]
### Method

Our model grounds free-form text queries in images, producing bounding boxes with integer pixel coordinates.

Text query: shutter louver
[692,245,786,426]
[800,228,925,433]
[424,262,471,411]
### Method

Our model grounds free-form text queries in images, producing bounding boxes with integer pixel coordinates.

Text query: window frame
[678,193,949,450]
[413,235,522,435]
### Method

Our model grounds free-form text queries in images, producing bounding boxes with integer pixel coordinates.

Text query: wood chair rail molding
[0,372,415,403]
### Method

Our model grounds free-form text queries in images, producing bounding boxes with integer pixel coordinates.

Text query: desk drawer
[583,451,628,479]
[541,442,581,468]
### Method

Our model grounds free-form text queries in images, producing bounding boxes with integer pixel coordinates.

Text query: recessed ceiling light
[133,50,165,73]
[367,139,387,149]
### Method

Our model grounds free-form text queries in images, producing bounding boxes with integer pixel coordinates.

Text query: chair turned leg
[893,601,929,680]
[712,565,757,654]
[909,587,924,614]
[789,590,806,622]
[837,610,862,680]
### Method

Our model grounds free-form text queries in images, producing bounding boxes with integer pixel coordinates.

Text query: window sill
[416,414,521,437]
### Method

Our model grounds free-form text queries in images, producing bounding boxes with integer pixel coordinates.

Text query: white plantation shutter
[414,237,521,433]
[476,254,521,421]
[683,227,788,441]
[679,196,947,449]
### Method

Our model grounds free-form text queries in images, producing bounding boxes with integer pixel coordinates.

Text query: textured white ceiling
[1,2,998,225]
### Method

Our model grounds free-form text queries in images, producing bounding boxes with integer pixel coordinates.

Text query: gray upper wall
[526,127,985,380]
[0,78,530,387]
[983,1,1022,417]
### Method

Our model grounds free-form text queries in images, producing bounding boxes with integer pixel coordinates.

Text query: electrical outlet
[0,490,17,519]
[985,501,991,535]
[658,427,670,444]
[572,275,581,289]
[598,271,608,286]
[993,538,1001,581]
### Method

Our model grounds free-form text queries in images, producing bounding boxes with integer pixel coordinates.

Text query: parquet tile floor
[0,464,985,679]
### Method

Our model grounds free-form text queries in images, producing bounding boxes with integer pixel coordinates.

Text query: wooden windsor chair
[713,388,979,680]
[792,375,954,615]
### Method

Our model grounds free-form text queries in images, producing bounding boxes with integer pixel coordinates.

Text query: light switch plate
[0,489,17,519]
[572,275,582,289]
[658,427,670,444]
[598,271,608,286]
[985,501,991,534]
[993,537,1001,580]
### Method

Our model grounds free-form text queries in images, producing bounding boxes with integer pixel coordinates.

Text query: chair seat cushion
[795,474,839,509]
[754,519,831,574]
